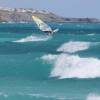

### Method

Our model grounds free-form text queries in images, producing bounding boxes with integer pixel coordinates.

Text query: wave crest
[86,94,100,100]
[51,54,100,79]
[41,54,100,79]
[57,41,91,53]
[14,35,52,42]
[41,54,57,63]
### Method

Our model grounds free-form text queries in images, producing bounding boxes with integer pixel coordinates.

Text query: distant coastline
[0,7,100,23]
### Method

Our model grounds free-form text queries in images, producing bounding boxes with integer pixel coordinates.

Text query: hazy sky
[0,0,100,18]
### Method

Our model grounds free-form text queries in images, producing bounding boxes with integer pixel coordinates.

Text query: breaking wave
[86,94,100,100]
[57,41,91,53]
[41,54,100,79]
[13,35,52,42]
[41,54,57,63]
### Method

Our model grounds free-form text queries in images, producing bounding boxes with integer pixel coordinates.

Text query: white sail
[32,16,52,32]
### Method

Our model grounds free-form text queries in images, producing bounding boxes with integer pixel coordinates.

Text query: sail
[32,16,52,32]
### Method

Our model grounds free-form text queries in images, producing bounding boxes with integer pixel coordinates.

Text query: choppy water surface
[0,23,100,100]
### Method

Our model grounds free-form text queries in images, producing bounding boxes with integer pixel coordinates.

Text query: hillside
[0,7,100,23]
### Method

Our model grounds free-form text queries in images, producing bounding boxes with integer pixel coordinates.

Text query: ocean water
[0,22,100,100]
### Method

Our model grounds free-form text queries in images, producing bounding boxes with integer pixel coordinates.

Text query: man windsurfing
[32,16,58,35]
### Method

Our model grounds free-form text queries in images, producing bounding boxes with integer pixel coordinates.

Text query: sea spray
[13,35,52,42]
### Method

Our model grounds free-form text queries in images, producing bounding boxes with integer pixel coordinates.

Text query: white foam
[13,35,52,42]
[41,54,57,63]
[52,54,100,79]
[42,54,100,79]
[27,93,66,100]
[57,41,91,53]
[87,33,95,36]
[86,94,100,100]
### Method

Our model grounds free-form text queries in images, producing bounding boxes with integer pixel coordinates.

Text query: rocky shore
[0,7,100,23]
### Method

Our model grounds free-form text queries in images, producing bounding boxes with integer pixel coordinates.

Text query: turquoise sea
[0,22,100,100]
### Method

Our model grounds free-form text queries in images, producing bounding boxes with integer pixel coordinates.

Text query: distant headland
[0,7,100,23]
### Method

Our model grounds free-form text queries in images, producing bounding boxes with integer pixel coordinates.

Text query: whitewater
[0,22,100,100]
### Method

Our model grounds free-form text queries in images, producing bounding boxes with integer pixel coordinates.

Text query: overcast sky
[0,0,100,18]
